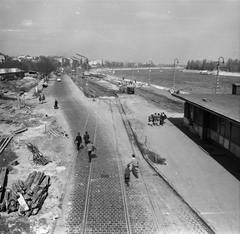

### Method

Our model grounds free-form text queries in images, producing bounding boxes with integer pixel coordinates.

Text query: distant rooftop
[173,93,240,123]
[0,68,25,75]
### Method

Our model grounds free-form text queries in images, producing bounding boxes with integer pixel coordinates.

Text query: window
[231,123,240,145]
[193,106,203,126]
[210,114,219,132]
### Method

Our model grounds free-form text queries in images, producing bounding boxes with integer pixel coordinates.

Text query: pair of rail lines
[65,76,215,234]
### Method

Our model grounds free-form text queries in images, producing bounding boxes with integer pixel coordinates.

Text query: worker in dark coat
[84,131,90,147]
[160,112,167,125]
[124,164,131,187]
[74,132,82,151]
[54,99,58,109]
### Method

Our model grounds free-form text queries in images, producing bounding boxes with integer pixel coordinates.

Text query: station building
[173,83,240,160]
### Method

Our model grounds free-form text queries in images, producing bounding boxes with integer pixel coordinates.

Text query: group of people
[38,94,46,104]
[74,131,96,163]
[148,112,167,126]
[74,131,138,187]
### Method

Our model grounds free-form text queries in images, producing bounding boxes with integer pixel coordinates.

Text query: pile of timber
[0,167,7,203]
[0,171,50,217]
[26,142,50,166]
[46,127,69,138]
[0,135,14,154]
[0,128,28,154]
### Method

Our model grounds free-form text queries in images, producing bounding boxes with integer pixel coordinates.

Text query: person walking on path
[74,132,82,151]
[54,99,58,109]
[84,131,90,147]
[157,113,161,126]
[124,164,131,187]
[160,112,167,126]
[130,154,139,178]
[39,95,42,104]
[87,141,96,163]
[42,94,45,103]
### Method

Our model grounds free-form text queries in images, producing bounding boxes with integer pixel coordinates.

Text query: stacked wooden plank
[46,127,69,138]
[0,171,50,216]
[0,135,13,154]
[0,129,28,155]
[0,167,7,204]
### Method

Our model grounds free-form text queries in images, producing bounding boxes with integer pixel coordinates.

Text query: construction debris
[0,171,50,216]
[46,127,69,138]
[14,127,28,135]
[0,167,8,203]
[0,135,14,154]
[26,142,51,166]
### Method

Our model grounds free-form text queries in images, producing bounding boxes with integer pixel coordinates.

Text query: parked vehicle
[126,85,135,94]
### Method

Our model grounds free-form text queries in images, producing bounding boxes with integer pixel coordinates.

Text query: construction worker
[74,132,82,151]
[39,95,42,104]
[54,99,58,109]
[124,164,131,187]
[84,131,90,147]
[129,154,139,178]
[87,141,96,163]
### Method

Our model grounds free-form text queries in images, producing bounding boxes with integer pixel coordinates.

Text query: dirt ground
[0,74,184,234]
[0,78,75,234]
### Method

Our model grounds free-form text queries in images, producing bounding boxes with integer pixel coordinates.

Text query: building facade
[173,84,240,160]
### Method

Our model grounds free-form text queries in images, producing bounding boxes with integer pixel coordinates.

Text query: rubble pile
[0,171,50,217]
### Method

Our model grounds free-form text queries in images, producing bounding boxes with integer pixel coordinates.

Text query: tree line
[186,58,240,72]
[0,55,60,76]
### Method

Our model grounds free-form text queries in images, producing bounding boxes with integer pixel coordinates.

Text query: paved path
[54,76,217,233]
[124,92,240,234]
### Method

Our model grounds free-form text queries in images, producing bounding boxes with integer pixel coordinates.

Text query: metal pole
[173,64,176,89]
[173,58,179,90]
[215,56,224,94]
[148,60,152,86]
[148,68,150,86]
[132,62,135,80]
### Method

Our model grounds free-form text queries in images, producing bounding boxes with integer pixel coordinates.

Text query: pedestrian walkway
[126,99,240,234]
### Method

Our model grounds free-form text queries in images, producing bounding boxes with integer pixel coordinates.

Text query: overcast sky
[0,0,239,64]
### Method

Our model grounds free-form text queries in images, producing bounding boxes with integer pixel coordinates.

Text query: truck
[119,81,135,94]
[126,85,135,94]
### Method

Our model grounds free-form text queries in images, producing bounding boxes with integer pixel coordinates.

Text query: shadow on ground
[168,117,240,181]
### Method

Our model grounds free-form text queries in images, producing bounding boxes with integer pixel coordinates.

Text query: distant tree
[202,59,207,70]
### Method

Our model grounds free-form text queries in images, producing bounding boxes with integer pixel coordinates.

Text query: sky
[0,0,239,64]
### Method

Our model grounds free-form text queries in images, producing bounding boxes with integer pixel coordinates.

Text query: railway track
[109,98,215,234]
[64,76,215,234]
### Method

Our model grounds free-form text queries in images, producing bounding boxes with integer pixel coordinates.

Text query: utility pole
[173,58,179,90]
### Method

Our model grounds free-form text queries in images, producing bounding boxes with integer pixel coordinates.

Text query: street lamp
[121,63,123,78]
[215,56,224,94]
[132,61,135,80]
[148,60,152,86]
[76,53,89,72]
[173,58,179,90]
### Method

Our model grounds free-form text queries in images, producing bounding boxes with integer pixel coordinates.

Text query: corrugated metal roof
[0,68,25,74]
[173,93,240,123]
